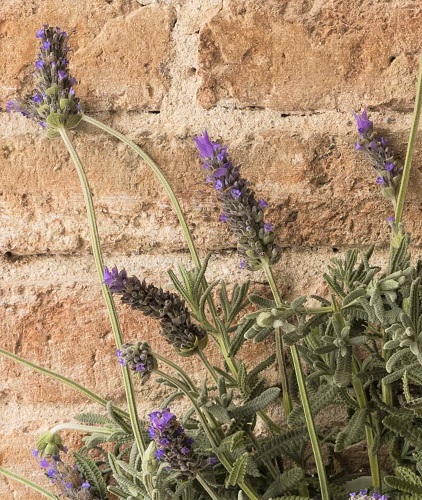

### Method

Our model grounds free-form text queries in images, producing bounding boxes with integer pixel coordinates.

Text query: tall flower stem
[81,114,282,433]
[261,260,330,500]
[394,55,422,225]
[58,127,145,456]
[0,346,129,420]
[383,57,422,407]
[0,467,56,499]
[81,114,201,270]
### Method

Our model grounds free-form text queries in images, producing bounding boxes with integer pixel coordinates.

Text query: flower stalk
[0,466,56,499]
[58,126,145,455]
[0,346,129,420]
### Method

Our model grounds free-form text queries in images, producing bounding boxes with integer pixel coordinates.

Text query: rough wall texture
[1,0,422,498]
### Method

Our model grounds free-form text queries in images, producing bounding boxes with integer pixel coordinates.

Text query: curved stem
[0,347,128,420]
[81,114,201,268]
[0,467,56,499]
[153,352,196,391]
[261,260,330,500]
[197,348,219,384]
[58,127,145,456]
[49,423,114,435]
[394,55,422,224]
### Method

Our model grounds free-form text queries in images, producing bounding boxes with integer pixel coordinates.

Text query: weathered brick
[2,119,422,256]
[0,1,175,112]
[197,0,421,111]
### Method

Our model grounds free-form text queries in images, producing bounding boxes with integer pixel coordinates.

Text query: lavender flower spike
[6,25,82,138]
[148,408,201,478]
[194,130,279,270]
[354,108,402,205]
[34,450,97,499]
[354,108,373,136]
[104,267,207,355]
[116,341,156,384]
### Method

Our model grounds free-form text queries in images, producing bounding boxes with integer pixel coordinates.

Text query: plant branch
[0,347,128,420]
[0,467,56,499]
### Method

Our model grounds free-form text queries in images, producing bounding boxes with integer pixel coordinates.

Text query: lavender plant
[2,23,422,500]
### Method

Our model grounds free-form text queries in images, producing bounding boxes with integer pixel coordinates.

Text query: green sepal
[46,128,61,139]
[46,112,65,128]
[36,431,63,458]
[59,98,72,110]
[45,84,59,97]
[65,113,82,129]
[37,104,50,118]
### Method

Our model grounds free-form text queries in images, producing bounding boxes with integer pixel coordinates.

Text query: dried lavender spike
[6,25,82,138]
[104,266,207,355]
[194,131,279,270]
[148,408,201,479]
[116,341,156,384]
[354,109,402,204]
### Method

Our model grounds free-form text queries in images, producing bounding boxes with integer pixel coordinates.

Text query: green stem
[261,268,293,416]
[81,114,201,269]
[0,347,128,420]
[382,57,422,407]
[58,127,145,456]
[0,466,56,499]
[352,358,381,490]
[153,352,196,391]
[196,473,220,500]
[261,260,330,500]
[197,348,219,384]
[49,423,114,435]
[394,55,422,225]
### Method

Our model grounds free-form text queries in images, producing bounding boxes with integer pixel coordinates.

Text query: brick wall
[1,0,422,497]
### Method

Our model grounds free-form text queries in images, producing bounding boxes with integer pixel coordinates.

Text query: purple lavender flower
[354,109,373,135]
[194,131,279,270]
[7,25,82,136]
[116,341,156,384]
[148,408,200,479]
[194,130,216,159]
[214,179,223,190]
[354,108,402,204]
[104,267,207,355]
[387,216,395,223]
[103,266,127,292]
